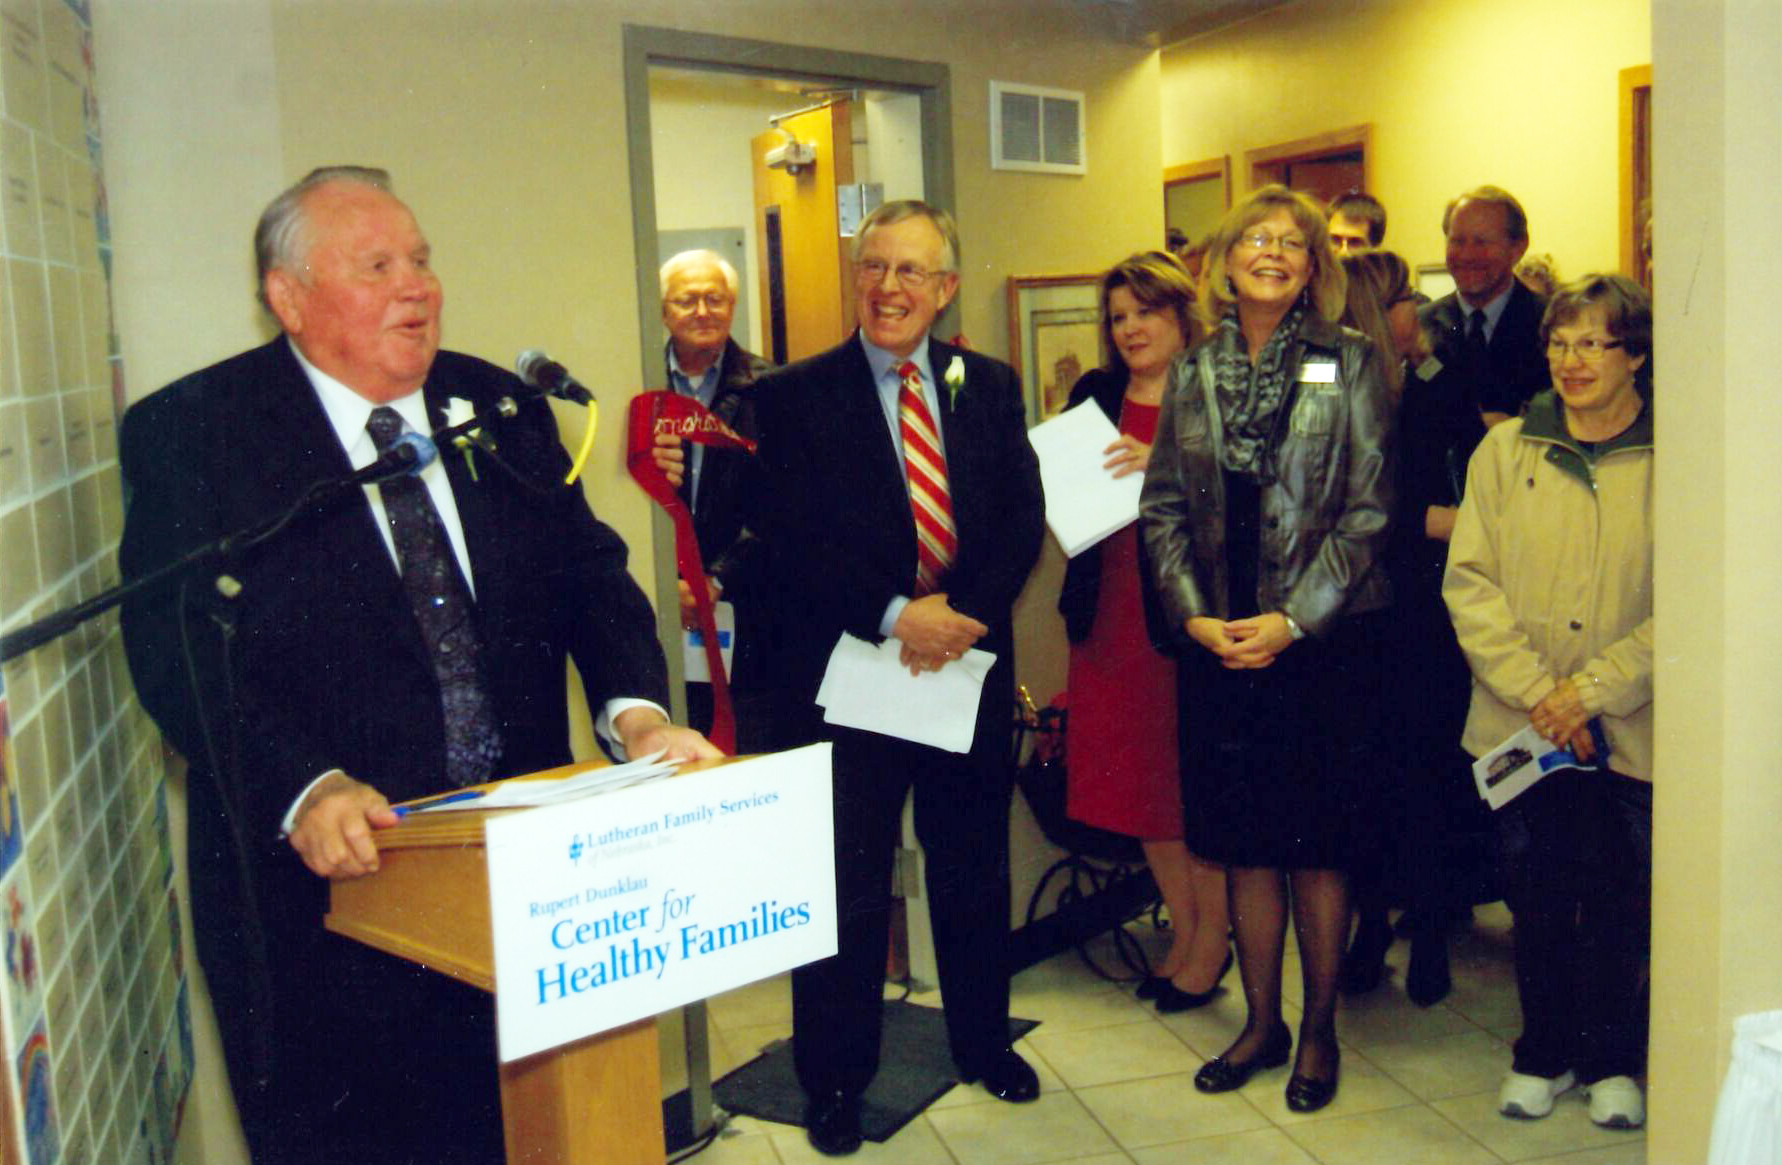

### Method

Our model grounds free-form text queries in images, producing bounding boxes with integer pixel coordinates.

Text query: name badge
[1299,361,1338,384]
[1415,355,1444,382]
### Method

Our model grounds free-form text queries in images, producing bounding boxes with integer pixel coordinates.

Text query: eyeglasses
[1546,337,1626,362]
[1235,230,1309,254]
[855,260,950,289]
[667,293,733,313]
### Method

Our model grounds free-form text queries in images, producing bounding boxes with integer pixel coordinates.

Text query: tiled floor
[688,903,1646,1164]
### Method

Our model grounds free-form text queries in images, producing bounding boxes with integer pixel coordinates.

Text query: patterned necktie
[897,361,956,595]
[367,407,501,787]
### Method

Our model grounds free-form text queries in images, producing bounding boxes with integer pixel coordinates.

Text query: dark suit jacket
[752,334,1044,751]
[120,338,667,906]
[1054,367,1169,650]
[1420,280,1549,417]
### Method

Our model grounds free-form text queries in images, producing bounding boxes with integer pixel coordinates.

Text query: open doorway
[621,27,953,1149]
[623,26,952,701]
[1163,155,1230,250]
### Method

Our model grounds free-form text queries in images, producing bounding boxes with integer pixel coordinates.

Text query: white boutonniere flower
[444,396,490,481]
[944,355,966,410]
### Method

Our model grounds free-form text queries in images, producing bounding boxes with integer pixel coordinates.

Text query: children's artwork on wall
[0,3,191,1161]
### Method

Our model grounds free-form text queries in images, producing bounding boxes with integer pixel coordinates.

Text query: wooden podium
[325,763,666,1164]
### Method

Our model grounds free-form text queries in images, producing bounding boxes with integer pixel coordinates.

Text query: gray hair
[849,199,960,274]
[659,249,739,302]
[254,165,393,309]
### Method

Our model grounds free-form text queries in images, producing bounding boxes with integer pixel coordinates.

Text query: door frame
[621,25,955,706]
[1244,123,1372,195]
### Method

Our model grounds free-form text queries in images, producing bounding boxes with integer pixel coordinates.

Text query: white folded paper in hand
[1027,400,1144,557]
[815,633,996,753]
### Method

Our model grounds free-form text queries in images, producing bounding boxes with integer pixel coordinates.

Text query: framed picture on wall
[1007,275,1102,425]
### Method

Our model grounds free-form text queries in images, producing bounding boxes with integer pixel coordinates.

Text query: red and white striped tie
[897,360,956,595]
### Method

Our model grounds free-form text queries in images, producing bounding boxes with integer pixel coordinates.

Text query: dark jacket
[1419,280,1549,417]
[752,333,1044,749]
[1055,367,1170,651]
[675,336,772,594]
[1140,312,1395,643]
[121,339,668,828]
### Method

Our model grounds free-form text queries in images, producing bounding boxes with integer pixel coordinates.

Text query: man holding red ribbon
[627,250,772,755]
[750,201,1045,1155]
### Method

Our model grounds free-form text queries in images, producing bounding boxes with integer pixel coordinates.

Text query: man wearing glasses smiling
[752,200,1045,1155]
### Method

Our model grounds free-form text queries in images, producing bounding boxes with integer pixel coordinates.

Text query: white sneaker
[1498,1069,1577,1119]
[1584,1075,1645,1129]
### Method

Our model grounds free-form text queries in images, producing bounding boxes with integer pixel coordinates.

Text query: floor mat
[712,1000,1041,1143]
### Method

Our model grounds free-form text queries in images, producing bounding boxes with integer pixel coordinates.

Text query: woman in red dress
[1060,252,1231,1011]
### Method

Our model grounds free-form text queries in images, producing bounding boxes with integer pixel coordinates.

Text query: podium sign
[485,743,837,1062]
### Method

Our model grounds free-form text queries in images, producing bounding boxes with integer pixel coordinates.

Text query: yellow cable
[563,400,598,485]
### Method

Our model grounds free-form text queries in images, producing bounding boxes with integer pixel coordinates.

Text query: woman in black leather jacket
[1140,185,1394,1114]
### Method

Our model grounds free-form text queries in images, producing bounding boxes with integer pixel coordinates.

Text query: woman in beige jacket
[1443,274,1653,1132]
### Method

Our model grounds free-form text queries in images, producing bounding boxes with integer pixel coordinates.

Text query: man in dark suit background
[1420,185,1549,427]
[751,201,1046,1156]
[649,249,776,750]
[119,166,717,1164]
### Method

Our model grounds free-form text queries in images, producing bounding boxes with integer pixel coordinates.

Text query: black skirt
[1179,472,1387,869]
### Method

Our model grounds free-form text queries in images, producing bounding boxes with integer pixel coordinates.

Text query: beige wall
[1161,0,1650,282]
[1648,0,1782,1156]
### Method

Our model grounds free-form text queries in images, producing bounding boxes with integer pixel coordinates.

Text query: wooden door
[752,101,855,364]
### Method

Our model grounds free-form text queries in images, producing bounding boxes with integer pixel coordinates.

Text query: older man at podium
[119,166,717,1164]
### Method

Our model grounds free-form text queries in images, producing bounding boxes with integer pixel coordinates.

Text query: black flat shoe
[1339,922,1393,996]
[1193,1023,1291,1093]
[960,1046,1040,1102]
[1285,1062,1340,1113]
[1154,950,1234,1014]
[803,1090,863,1157]
[1136,976,1166,1000]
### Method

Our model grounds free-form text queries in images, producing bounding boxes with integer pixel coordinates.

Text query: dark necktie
[897,361,956,595]
[367,407,501,787]
[1464,308,1489,365]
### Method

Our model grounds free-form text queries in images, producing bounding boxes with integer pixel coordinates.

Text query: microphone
[516,349,595,405]
[353,431,438,486]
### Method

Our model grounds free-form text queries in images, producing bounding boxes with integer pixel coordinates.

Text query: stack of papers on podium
[398,749,678,814]
[816,633,995,753]
[1027,401,1144,557]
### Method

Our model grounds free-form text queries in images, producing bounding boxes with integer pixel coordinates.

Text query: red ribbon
[626,390,758,754]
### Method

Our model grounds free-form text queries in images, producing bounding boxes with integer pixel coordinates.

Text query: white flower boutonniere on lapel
[944,355,966,410]
[444,396,492,481]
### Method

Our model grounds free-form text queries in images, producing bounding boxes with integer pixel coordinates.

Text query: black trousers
[1496,766,1652,1083]
[790,724,1015,1098]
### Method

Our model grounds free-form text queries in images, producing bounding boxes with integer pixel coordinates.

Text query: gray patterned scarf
[1210,303,1305,478]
